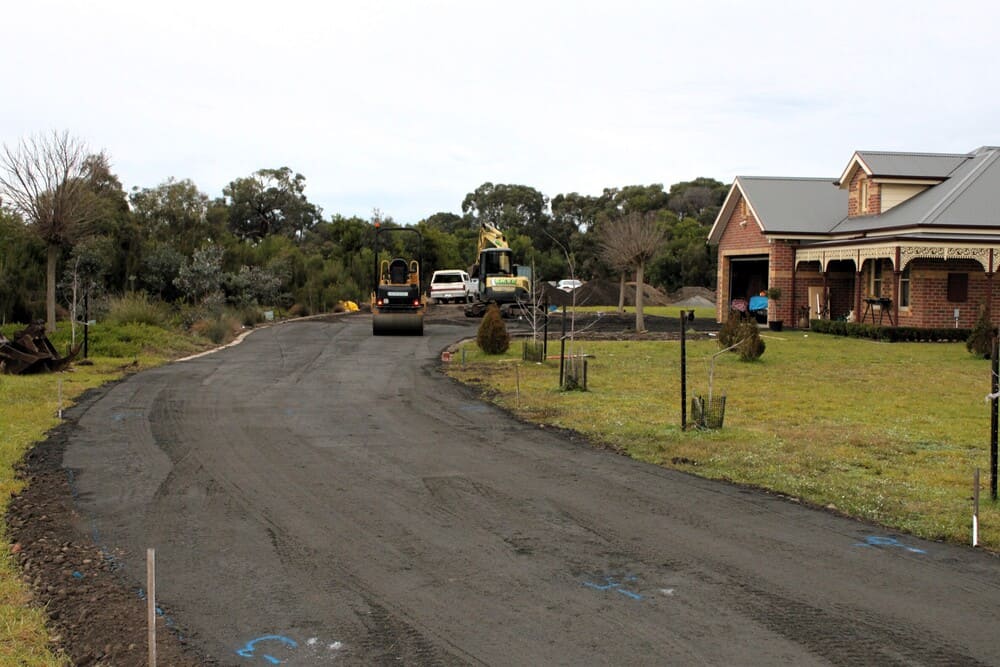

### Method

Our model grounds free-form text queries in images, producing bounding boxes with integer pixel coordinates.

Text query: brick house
[708,146,1000,329]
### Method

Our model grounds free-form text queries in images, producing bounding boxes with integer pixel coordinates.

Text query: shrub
[736,321,765,361]
[967,303,996,358]
[190,315,241,344]
[477,304,510,354]
[104,292,171,328]
[239,307,265,327]
[810,319,973,343]
[718,310,742,349]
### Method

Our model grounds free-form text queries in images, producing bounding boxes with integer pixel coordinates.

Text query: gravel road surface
[62,313,1000,665]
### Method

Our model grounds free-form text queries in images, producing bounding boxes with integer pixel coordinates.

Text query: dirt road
[61,313,1000,665]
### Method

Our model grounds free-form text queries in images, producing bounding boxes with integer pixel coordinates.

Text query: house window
[899,265,910,307]
[869,259,884,297]
[947,273,968,302]
[859,179,869,214]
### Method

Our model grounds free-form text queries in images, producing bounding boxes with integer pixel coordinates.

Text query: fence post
[992,338,998,500]
[680,310,688,430]
[559,305,567,388]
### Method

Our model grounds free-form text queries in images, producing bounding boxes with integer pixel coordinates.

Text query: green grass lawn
[447,330,1000,549]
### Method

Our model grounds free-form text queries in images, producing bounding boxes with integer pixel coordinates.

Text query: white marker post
[147,548,156,666]
[57,379,63,419]
[973,469,980,547]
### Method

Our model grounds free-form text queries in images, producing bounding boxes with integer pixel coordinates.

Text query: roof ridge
[737,175,835,182]
[856,149,972,158]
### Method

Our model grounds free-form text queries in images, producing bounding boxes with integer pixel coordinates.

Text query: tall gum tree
[0,131,102,331]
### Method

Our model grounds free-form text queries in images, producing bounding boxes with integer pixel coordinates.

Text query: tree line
[0,131,726,329]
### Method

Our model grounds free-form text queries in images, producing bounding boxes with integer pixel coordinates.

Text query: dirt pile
[668,286,716,306]
[542,279,673,308]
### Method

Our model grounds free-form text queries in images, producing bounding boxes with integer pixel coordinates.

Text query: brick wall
[847,169,881,217]
[903,258,996,328]
[715,191,771,322]
[768,241,795,322]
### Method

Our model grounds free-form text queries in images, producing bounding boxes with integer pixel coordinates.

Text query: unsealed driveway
[64,314,1000,665]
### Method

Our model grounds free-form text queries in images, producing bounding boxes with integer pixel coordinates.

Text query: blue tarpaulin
[748,296,768,312]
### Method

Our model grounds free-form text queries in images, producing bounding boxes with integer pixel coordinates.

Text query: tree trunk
[618,273,626,313]
[635,260,645,332]
[46,242,58,333]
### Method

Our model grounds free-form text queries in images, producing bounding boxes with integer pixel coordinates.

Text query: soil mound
[536,281,714,308]
[668,286,716,306]
[546,279,671,307]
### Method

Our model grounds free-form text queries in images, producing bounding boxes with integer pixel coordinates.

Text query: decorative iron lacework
[797,243,1000,272]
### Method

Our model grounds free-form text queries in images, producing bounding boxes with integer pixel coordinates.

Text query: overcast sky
[3,0,998,223]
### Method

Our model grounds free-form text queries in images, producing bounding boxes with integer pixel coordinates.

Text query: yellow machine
[464,221,531,318]
[371,224,425,335]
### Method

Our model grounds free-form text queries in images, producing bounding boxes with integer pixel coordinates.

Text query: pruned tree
[597,211,666,332]
[0,131,103,331]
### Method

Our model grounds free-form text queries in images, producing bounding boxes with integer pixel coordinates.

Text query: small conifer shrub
[477,304,510,354]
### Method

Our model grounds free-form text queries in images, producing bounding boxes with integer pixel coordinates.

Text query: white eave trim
[836,152,871,188]
[709,178,764,243]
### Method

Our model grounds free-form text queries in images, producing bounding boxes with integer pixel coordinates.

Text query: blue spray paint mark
[855,535,927,554]
[72,571,83,579]
[582,575,644,600]
[237,635,298,664]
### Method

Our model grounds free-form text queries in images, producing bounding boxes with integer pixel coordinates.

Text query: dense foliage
[810,319,973,342]
[0,139,725,326]
[966,303,996,357]
[476,304,510,354]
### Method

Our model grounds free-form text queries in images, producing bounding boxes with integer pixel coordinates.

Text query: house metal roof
[854,151,970,179]
[707,176,846,243]
[711,146,1000,245]
[830,146,1000,234]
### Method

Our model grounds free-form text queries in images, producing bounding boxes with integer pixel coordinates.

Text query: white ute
[429,269,472,303]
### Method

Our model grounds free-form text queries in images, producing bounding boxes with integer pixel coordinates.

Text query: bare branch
[0,130,100,245]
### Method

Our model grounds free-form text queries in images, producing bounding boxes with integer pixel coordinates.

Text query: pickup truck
[429,269,472,304]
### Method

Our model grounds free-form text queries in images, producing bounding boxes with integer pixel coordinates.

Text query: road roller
[371,222,425,335]
[372,257,425,335]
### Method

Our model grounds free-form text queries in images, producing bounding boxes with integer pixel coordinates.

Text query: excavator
[371,223,425,335]
[464,221,531,318]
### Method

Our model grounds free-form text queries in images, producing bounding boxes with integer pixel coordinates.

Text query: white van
[429,269,472,303]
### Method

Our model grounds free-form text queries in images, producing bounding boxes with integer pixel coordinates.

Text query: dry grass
[447,331,1000,549]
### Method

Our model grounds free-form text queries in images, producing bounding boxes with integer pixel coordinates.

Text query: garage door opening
[728,256,769,322]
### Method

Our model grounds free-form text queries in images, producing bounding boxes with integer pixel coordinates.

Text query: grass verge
[446,331,1000,550]
[0,321,214,664]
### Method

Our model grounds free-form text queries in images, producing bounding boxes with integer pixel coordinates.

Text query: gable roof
[708,176,847,243]
[830,146,1000,234]
[837,150,970,187]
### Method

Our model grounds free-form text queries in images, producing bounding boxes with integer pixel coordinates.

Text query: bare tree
[0,131,101,331]
[597,211,666,332]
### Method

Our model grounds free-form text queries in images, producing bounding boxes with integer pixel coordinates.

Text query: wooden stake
[974,468,981,547]
[515,365,520,409]
[147,548,156,666]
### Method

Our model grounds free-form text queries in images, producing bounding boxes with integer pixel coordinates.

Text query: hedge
[809,319,972,342]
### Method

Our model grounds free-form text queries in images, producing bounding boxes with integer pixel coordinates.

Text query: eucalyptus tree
[224,167,322,241]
